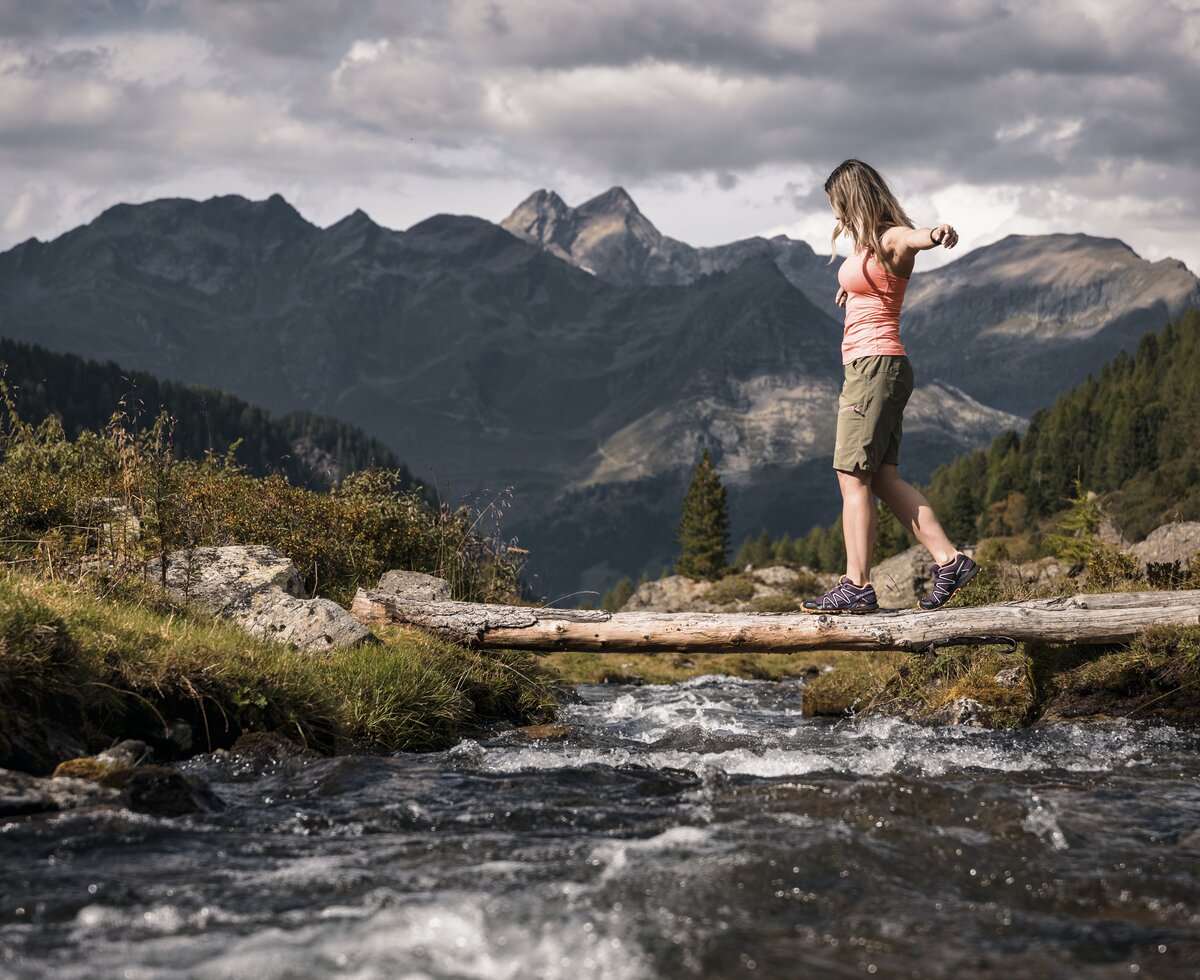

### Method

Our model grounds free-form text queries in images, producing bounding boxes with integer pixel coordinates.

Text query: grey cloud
[0,0,165,38]
[1,0,1199,269]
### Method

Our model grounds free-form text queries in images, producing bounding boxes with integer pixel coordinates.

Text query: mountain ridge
[1,189,1195,594]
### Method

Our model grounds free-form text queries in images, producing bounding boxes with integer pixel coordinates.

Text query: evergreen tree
[1044,477,1103,564]
[675,448,730,580]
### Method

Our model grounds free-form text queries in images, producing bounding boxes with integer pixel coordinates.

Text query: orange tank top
[837,248,908,364]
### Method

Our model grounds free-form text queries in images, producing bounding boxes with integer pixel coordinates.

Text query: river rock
[0,768,123,818]
[923,698,988,727]
[513,724,571,741]
[228,731,321,762]
[98,765,224,817]
[53,740,154,781]
[145,545,375,653]
[1129,522,1200,567]
[377,570,453,600]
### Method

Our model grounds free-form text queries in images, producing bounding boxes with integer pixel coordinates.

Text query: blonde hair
[824,159,914,276]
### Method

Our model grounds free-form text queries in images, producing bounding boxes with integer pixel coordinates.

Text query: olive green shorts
[833,355,914,473]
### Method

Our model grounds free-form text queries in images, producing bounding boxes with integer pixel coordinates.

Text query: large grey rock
[145,545,304,610]
[1130,522,1200,567]
[229,589,375,653]
[0,768,121,818]
[377,569,453,601]
[146,545,374,653]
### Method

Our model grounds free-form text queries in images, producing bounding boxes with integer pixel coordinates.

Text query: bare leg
[870,464,957,566]
[866,495,879,574]
[837,468,875,585]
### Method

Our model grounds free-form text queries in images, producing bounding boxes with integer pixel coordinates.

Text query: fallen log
[350,587,1200,653]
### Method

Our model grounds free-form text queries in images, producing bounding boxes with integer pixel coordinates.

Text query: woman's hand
[835,287,848,307]
[930,224,958,249]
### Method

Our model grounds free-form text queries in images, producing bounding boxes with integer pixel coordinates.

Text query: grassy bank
[0,571,558,774]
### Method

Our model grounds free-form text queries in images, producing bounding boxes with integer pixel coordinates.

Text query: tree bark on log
[350,588,1200,653]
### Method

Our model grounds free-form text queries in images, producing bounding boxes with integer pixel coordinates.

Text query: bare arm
[883,224,959,257]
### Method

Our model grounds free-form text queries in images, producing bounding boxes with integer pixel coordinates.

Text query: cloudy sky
[2,0,1199,271]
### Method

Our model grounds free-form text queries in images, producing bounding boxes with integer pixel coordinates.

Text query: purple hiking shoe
[919,554,980,610]
[802,577,879,614]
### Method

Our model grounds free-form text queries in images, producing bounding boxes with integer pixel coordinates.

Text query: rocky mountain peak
[576,186,640,218]
[501,189,571,247]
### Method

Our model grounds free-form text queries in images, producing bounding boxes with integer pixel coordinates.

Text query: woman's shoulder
[879,225,911,249]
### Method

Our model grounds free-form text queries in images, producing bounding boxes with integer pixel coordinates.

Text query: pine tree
[1045,477,1103,564]
[675,448,730,580]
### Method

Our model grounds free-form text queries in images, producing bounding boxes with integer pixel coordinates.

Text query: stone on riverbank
[922,698,989,727]
[145,545,376,652]
[0,768,122,817]
[46,740,224,817]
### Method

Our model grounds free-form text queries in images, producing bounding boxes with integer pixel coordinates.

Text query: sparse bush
[1084,543,1143,591]
[703,573,756,606]
[747,594,798,613]
[0,380,521,605]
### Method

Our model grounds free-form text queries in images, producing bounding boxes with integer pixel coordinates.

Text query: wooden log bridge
[350,587,1200,654]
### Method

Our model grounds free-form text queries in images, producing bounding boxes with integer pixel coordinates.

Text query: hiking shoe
[802,577,879,614]
[918,554,980,610]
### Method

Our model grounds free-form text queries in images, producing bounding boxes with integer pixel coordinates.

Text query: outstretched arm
[886,224,959,255]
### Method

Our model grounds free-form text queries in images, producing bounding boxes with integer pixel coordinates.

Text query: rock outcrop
[146,545,375,653]
[870,546,936,610]
[621,566,832,613]
[1130,522,1200,568]
[622,575,713,612]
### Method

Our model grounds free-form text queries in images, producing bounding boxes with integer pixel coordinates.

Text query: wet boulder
[512,724,571,741]
[98,765,224,817]
[53,740,153,781]
[0,768,123,818]
[227,731,321,763]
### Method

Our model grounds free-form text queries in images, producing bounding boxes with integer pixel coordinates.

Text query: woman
[803,159,979,613]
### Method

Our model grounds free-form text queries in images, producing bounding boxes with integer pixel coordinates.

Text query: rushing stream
[2,675,1199,979]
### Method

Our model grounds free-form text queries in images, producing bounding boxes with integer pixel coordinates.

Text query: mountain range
[0,188,1195,596]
